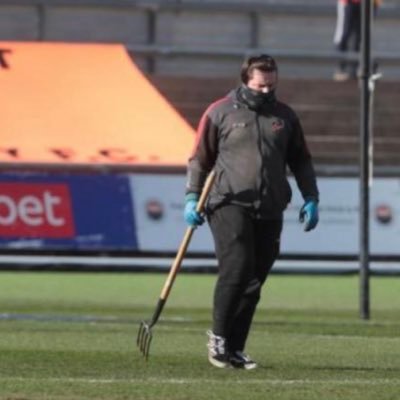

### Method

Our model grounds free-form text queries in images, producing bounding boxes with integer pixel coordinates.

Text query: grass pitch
[0,271,400,400]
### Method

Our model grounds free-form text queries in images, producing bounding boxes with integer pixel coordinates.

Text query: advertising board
[0,173,137,250]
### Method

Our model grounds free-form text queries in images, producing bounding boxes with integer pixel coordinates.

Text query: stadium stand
[0,42,194,168]
[1,0,400,170]
[150,75,400,168]
[1,0,400,78]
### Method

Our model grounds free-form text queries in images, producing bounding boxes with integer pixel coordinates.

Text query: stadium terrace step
[150,76,400,167]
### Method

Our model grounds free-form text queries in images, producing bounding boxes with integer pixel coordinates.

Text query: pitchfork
[137,170,216,360]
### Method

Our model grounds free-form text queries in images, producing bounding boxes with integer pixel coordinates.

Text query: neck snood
[238,85,276,110]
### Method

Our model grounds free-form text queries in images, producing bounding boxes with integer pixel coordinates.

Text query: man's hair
[240,54,278,84]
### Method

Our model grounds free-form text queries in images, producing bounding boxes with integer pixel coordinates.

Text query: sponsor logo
[0,183,75,237]
[375,204,393,225]
[232,122,247,129]
[146,199,164,220]
[272,119,285,132]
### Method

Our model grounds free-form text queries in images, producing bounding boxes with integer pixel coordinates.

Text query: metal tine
[140,329,147,354]
[143,331,153,359]
[137,321,152,358]
[136,322,145,347]
[138,327,145,352]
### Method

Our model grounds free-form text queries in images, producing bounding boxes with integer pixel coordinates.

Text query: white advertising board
[129,174,214,252]
[130,174,400,256]
[284,177,400,255]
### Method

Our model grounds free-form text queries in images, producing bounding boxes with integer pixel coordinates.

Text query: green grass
[0,272,400,400]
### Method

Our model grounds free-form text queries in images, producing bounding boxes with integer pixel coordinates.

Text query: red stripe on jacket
[190,96,229,157]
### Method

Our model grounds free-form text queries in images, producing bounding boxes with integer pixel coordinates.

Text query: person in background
[183,54,319,369]
[333,0,381,81]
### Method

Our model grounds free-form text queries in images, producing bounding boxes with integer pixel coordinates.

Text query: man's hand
[184,194,205,227]
[299,200,319,232]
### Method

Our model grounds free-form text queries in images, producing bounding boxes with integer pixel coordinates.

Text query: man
[184,54,319,370]
[333,0,381,81]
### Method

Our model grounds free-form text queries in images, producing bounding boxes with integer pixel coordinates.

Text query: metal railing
[2,0,400,74]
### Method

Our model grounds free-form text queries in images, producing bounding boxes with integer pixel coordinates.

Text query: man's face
[247,68,278,93]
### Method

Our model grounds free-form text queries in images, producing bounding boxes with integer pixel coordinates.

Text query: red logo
[0,183,75,238]
[272,119,285,132]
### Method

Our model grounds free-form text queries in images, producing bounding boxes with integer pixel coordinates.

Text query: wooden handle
[160,170,216,300]
[195,170,216,213]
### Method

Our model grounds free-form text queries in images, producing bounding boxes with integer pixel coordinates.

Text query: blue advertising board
[0,173,137,250]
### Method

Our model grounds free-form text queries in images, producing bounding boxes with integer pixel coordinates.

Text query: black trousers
[334,2,377,74]
[208,204,283,352]
[335,3,361,53]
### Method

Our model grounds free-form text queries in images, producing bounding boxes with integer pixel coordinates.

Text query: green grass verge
[0,272,399,400]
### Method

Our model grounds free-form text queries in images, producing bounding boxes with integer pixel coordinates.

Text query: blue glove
[184,193,205,227]
[299,199,319,232]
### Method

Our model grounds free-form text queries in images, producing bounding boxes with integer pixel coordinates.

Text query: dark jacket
[186,88,319,218]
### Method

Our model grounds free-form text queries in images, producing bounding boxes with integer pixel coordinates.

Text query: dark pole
[359,0,372,320]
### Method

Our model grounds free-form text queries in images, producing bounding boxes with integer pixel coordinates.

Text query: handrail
[4,0,400,17]
[126,44,400,63]
[3,1,400,67]
[0,0,337,14]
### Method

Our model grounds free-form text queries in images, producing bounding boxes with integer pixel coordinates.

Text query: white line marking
[1,377,400,386]
[2,314,400,342]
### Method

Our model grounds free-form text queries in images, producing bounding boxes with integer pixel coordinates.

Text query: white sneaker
[333,70,351,82]
[206,330,230,368]
[229,351,257,370]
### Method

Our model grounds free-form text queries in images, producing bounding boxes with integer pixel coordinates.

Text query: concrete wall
[0,1,400,79]
[0,6,38,40]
